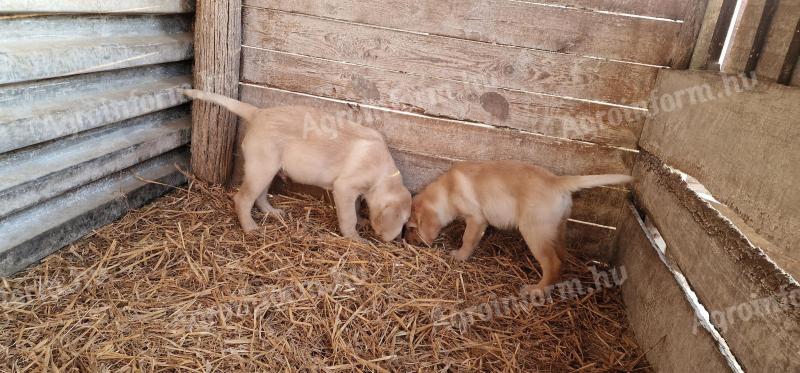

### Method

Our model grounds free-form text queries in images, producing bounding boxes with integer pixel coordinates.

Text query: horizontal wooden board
[244,0,682,65]
[564,220,616,260]
[534,0,692,20]
[614,202,737,373]
[640,69,799,254]
[241,48,643,148]
[755,1,800,82]
[0,149,189,276]
[240,83,635,176]
[0,0,194,13]
[0,108,190,218]
[633,152,800,373]
[242,8,659,106]
[389,149,626,228]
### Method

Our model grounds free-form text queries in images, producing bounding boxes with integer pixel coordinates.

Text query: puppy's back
[245,106,386,150]
[443,160,565,228]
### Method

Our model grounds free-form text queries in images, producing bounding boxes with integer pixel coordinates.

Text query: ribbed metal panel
[0,4,194,276]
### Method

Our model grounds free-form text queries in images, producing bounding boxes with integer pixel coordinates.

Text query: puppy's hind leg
[235,154,281,232]
[255,188,285,218]
[519,223,562,295]
[555,219,568,262]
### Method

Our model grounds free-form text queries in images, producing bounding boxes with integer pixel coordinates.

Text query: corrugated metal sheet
[0,2,194,275]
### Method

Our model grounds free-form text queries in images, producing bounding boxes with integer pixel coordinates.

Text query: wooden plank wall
[614,202,739,372]
[694,0,800,85]
[633,65,799,372]
[640,69,799,268]
[237,0,707,256]
[632,152,799,372]
[0,3,194,275]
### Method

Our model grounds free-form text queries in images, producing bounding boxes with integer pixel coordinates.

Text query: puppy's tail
[556,174,633,192]
[182,89,259,122]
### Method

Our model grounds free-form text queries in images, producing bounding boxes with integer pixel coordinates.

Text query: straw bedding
[1,176,650,372]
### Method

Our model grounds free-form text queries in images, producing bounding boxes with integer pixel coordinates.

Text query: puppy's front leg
[332,183,364,242]
[450,216,487,261]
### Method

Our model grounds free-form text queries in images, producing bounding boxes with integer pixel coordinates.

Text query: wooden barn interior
[1,0,798,371]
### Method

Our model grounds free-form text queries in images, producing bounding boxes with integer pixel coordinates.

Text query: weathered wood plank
[240,83,635,177]
[0,108,190,219]
[640,69,799,254]
[241,48,643,148]
[691,0,738,69]
[244,0,682,65]
[242,8,659,107]
[670,0,711,68]
[0,149,189,277]
[755,1,800,82]
[633,152,799,373]
[191,0,242,185]
[533,0,692,20]
[0,34,193,85]
[0,14,192,40]
[564,220,616,260]
[793,58,800,85]
[614,202,738,373]
[389,149,627,228]
[0,65,191,154]
[722,0,778,74]
[0,0,194,13]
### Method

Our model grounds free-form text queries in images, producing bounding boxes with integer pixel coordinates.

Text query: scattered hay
[1,177,649,372]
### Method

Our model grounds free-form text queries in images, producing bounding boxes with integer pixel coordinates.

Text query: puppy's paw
[267,208,286,218]
[258,205,285,217]
[241,222,259,233]
[449,249,471,262]
[239,218,258,233]
[347,236,369,244]
[519,285,537,297]
[519,284,549,298]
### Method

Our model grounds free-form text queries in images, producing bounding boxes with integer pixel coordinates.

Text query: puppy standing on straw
[404,160,632,294]
[182,89,412,242]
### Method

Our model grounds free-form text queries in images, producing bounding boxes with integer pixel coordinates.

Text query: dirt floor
[1,177,650,372]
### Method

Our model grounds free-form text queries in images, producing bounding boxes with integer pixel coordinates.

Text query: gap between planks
[237,80,641,155]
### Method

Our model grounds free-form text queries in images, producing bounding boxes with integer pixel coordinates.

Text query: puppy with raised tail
[404,160,632,294]
[183,89,411,242]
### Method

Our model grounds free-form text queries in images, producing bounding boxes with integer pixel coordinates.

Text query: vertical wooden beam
[691,0,738,69]
[793,58,800,86]
[670,0,710,69]
[191,0,242,184]
[722,0,778,74]
[755,1,800,83]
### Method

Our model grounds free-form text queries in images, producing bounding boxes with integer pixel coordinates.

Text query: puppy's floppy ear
[406,199,422,228]
[417,205,441,245]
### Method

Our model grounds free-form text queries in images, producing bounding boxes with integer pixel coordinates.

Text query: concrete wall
[0,2,195,276]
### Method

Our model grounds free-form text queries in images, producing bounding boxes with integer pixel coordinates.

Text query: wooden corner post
[191,0,242,184]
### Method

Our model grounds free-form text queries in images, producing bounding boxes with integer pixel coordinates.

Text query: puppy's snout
[404,226,422,246]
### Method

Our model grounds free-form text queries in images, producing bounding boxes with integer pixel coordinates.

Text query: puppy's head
[369,191,412,242]
[404,195,442,246]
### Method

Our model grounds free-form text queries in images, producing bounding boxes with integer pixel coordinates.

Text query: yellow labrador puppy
[183,89,411,242]
[404,160,631,293]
